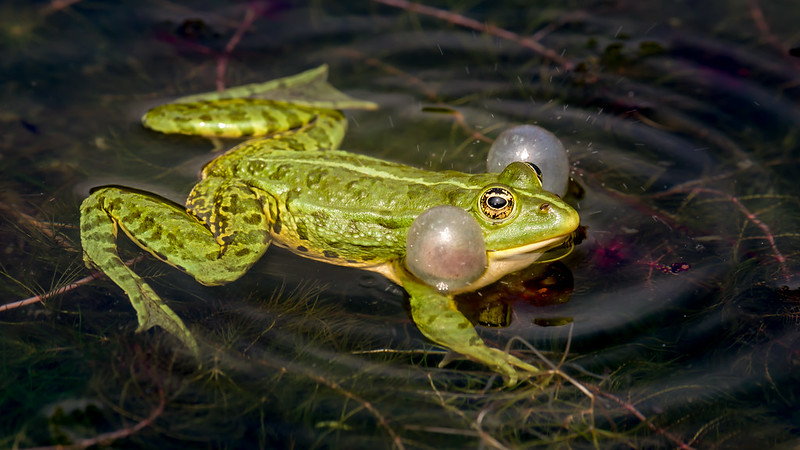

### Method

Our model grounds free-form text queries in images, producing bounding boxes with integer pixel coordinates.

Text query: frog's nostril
[539,203,551,212]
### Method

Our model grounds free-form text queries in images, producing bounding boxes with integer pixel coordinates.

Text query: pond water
[2,1,799,448]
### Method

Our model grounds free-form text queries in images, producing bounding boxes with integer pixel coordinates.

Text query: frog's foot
[83,249,199,356]
[397,269,540,386]
[128,277,200,356]
[439,345,537,386]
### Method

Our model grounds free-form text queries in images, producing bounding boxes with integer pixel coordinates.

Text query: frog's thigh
[90,182,270,286]
[237,110,347,152]
[183,178,272,284]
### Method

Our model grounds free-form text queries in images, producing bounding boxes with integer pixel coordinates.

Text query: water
[2,1,799,448]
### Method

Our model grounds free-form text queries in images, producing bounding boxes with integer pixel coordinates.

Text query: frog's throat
[368,233,571,294]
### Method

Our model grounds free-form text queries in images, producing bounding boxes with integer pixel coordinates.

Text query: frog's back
[208,148,487,210]
[204,149,491,266]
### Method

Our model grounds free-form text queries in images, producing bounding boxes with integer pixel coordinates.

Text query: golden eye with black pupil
[524,162,543,183]
[539,202,551,212]
[480,187,515,221]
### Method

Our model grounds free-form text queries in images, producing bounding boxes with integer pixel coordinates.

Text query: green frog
[80,65,580,385]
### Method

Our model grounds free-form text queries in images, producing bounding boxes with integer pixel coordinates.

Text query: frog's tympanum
[80,66,580,385]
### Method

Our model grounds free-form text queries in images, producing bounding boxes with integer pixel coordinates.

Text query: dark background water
[2,1,799,448]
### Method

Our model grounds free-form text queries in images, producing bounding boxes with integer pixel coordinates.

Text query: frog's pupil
[525,162,541,175]
[488,196,507,209]
[525,162,543,181]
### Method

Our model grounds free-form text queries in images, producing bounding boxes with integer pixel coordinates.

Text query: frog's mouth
[458,233,572,294]
[487,233,572,263]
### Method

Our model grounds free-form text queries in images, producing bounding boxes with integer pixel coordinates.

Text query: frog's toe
[493,359,519,386]
[486,348,541,386]
[130,281,200,357]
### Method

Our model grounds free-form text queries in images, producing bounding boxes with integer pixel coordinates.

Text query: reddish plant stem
[41,0,83,15]
[747,0,800,71]
[371,0,574,70]
[25,386,166,450]
[590,386,694,449]
[450,109,493,143]
[747,0,783,51]
[0,255,146,313]
[689,187,788,280]
[335,48,442,101]
[216,5,259,91]
[0,273,98,312]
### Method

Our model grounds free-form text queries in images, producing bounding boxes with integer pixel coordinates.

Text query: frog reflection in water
[80,66,580,384]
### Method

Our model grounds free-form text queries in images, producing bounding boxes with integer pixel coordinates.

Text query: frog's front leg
[80,178,271,353]
[396,268,540,385]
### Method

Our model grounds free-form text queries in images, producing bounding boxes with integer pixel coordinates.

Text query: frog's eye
[524,162,543,183]
[479,186,515,222]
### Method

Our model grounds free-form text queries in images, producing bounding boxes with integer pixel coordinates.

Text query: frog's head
[457,161,580,292]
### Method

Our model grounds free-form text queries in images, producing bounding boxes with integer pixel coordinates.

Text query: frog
[79,65,580,385]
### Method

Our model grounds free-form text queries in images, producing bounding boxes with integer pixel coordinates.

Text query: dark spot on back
[228,110,247,122]
[150,229,162,241]
[132,216,156,234]
[312,210,329,226]
[296,221,308,241]
[244,213,262,225]
[269,165,290,180]
[306,169,328,188]
[296,245,308,252]
[166,232,183,248]
[323,250,338,259]
[406,184,429,201]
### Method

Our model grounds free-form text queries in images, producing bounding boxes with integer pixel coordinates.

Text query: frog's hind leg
[80,179,271,353]
[236,108,348,152]
[396,268,541,386]
[143,97,348,151]
[280,109,347,151]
